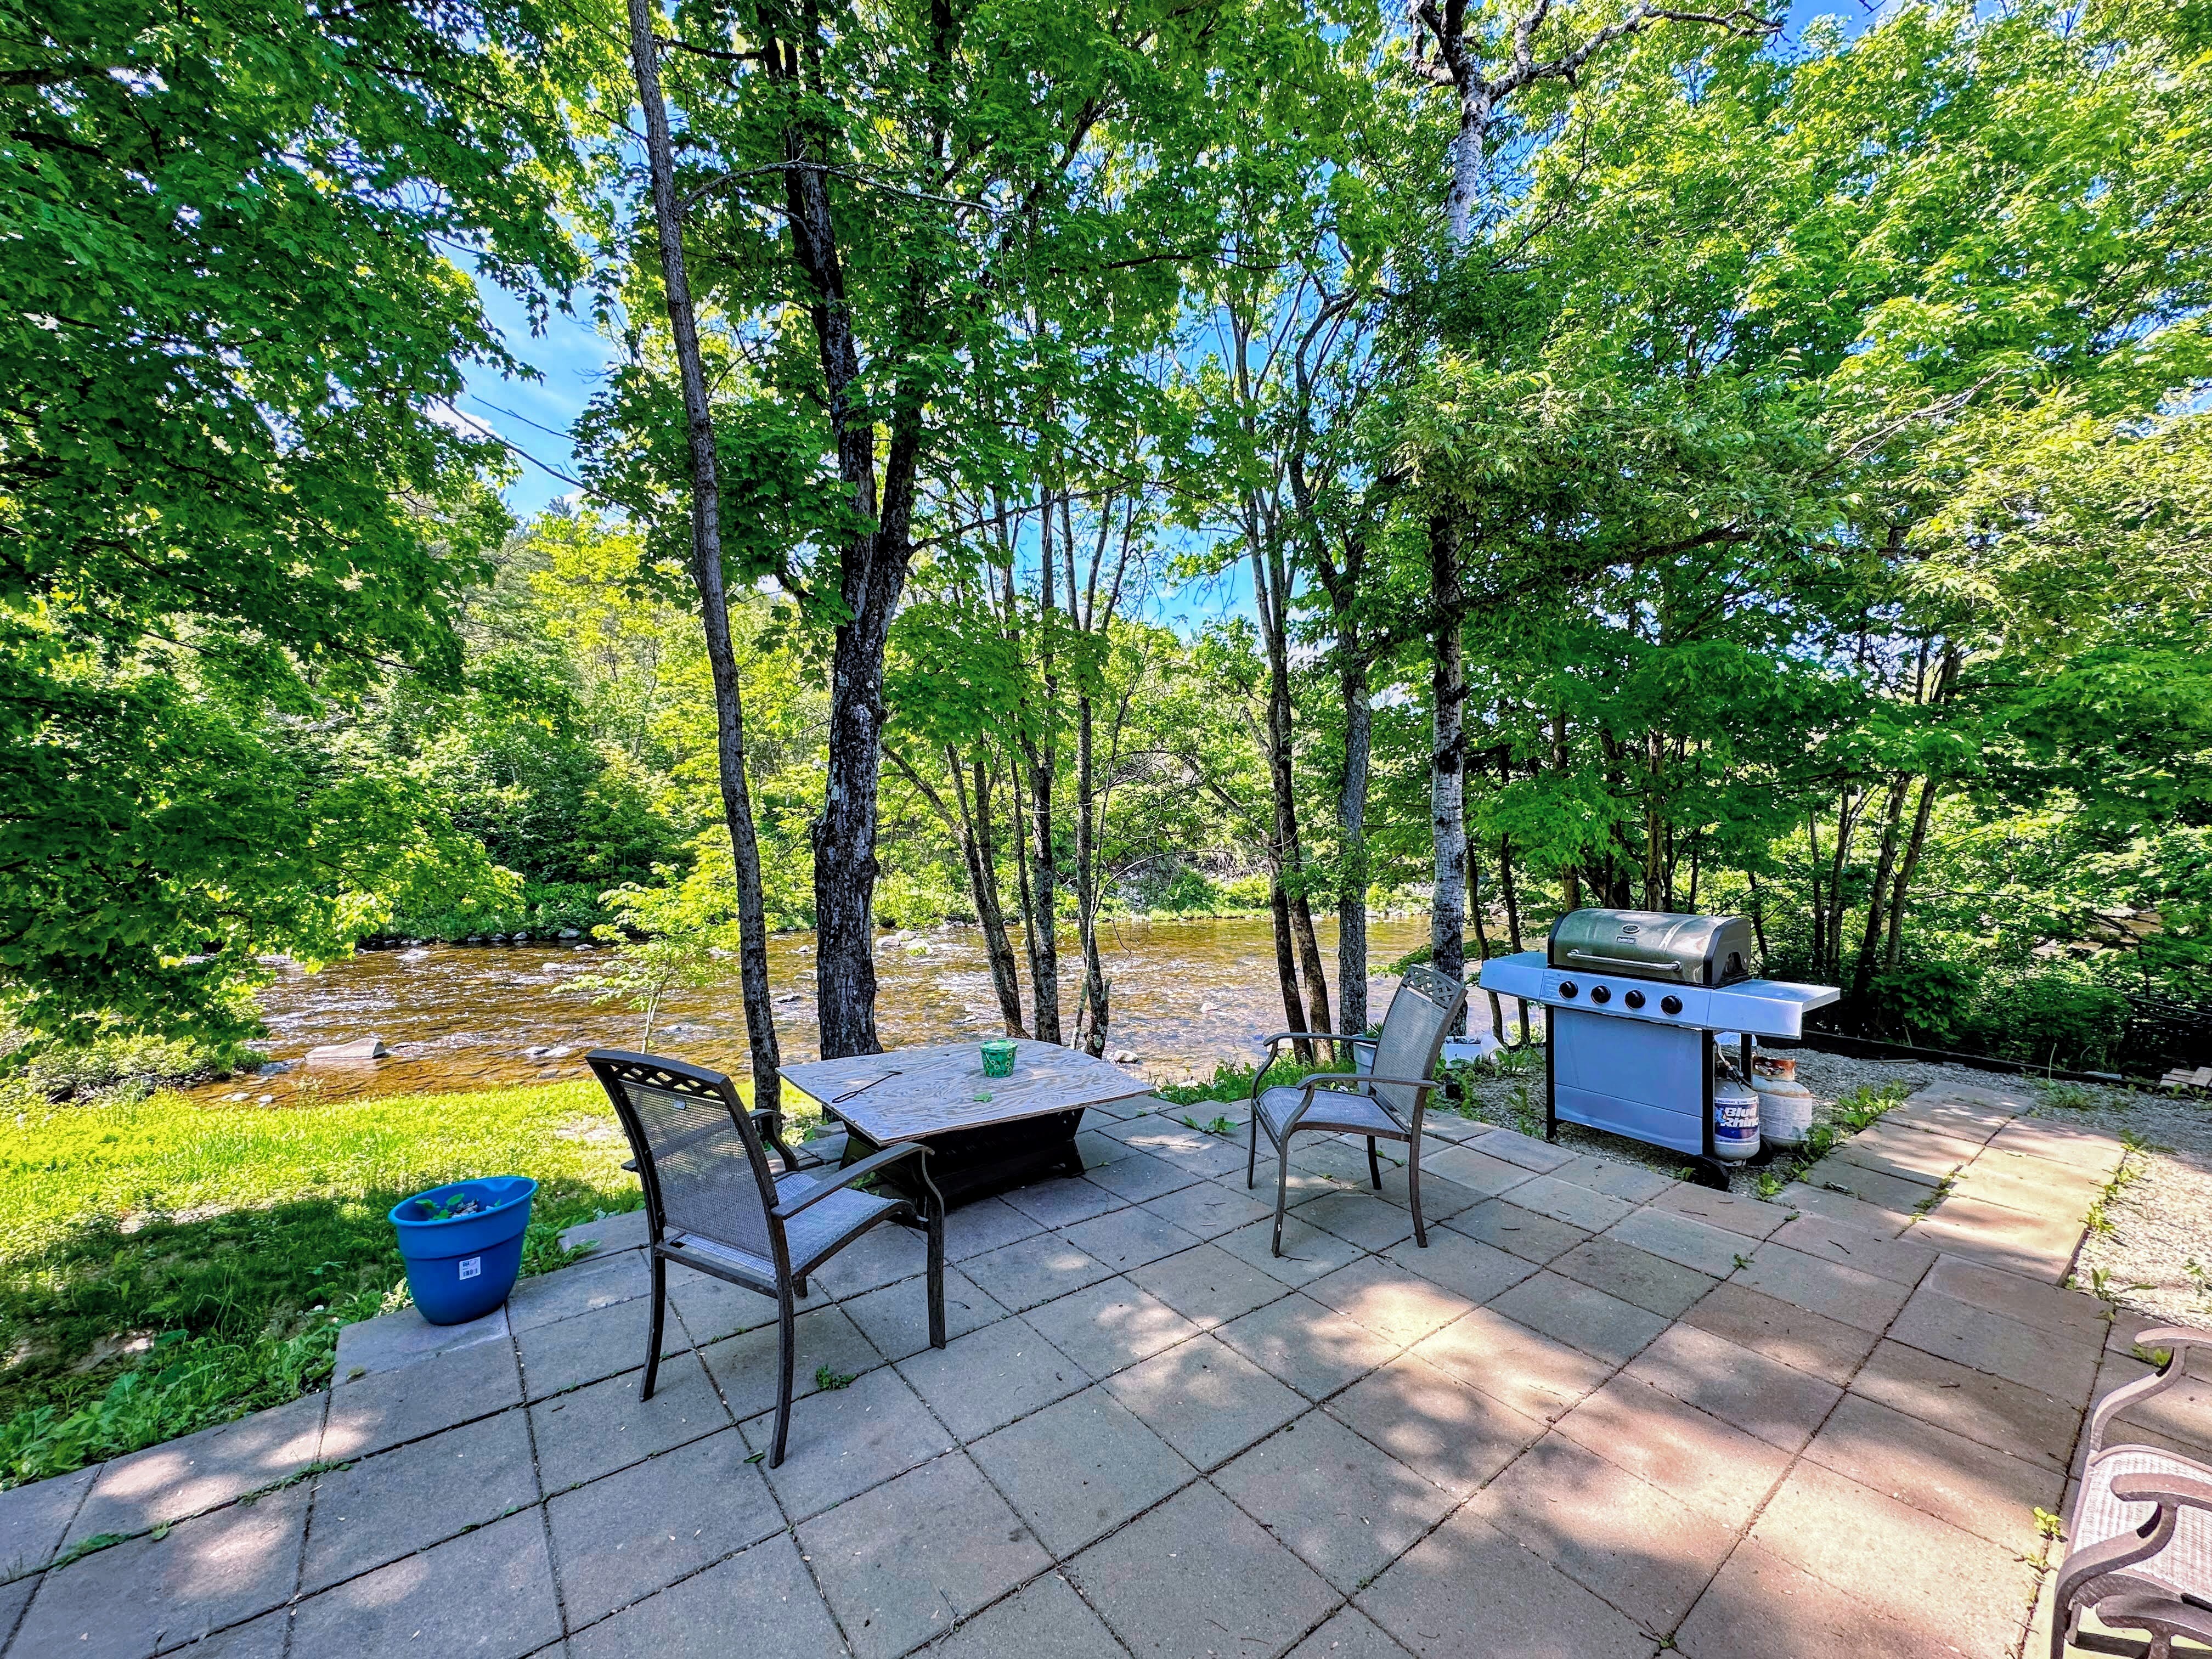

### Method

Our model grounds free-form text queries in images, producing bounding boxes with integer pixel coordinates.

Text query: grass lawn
[0,1077,736,1488]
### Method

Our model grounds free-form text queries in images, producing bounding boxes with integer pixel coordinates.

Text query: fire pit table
[780,1039,1153,1207]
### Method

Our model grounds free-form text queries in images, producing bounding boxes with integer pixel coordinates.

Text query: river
[201,913,1480,1104]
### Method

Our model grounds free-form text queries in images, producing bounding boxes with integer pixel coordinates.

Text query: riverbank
[0,1081,654,1488]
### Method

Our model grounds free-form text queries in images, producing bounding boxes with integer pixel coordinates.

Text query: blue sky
[459,0,1877,609]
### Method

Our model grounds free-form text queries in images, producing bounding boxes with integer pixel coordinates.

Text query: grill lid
[1547,909,1757,987]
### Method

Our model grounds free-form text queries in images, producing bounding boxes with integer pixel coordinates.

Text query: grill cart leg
[1688,1031,1729,1189]
[1544,1022,1558,1143]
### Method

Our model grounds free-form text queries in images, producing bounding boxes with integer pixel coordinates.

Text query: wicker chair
[2050,1327,2212,1658]
[586,1049,945,1467]
[1246,965,1468,1256]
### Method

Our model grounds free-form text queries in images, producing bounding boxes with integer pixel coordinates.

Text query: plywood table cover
[780,1040,1153,1205]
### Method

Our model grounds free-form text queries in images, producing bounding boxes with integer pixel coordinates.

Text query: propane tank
[1753,1053,1816,1149]
[1712,1074,1762,1162]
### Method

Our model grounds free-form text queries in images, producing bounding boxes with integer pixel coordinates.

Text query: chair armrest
[2113,1469,2212,1512]
[2054,1507,2183,1622]
[770,1142,926,1219]
[2090,1328,2212,1455]
[1257,1031,1342,1046]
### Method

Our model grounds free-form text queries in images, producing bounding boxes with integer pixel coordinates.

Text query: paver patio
[0,1076,2166,1658]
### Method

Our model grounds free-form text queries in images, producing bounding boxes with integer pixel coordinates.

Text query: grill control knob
[1558,980,1578,998]
[1660,995,1683,1015]
[1589,985,1611,1005]
[1623,989,1645,1009]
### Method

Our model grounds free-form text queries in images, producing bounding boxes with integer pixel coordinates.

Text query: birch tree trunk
[623,0,782,1114]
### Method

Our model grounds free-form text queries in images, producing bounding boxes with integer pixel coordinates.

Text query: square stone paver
[66,1391,324,1543]
[1217,1294,1402,1402]
[1357,1506,1653,1659]
[929,1569,1126,1659]
[696,1304,883,1420]
[333,1302,510,1380]
[1766,1214,1937,1287]
[1304,1257,1476,1348]
[302,1409,538,1592]
[1128,1239,1291,1330]
[1491,1271,1669,1365]
[1848,1340,2083,1470]
[1602,1207,1748,1278]
[324,1336,522,1462]
[533,1350,731,1493]
[799,1452,1049,1659]
[1214,1213,1366,1286]
[546,1428,782,1626]
[1062,1207,1203,1274]
[1422,1141,1538,1197]
[1137,1181,1274,1241]
[506,1249,650,1331]
[1214,1411,1454,1591]
[1911,1196,2083,1282]
[1447,1199,1591,1265]
[1101,1334,1307,1469]
[1552,1237,1717,1319]
[969,1385,1193,1556]
[1925,1255,2107,1343]
[1296,1189,1419,1253]
[894,1314,1086,1441]
[839,1265,1001,1361]
[1472,1432,1737,1633]
[290,1505,560,1659]
[1646,1184,1791,1239]
[1327,1353,1547,1498]
[737,1364,954,1520]
[661,1265,777,1346]
[809,1221,936,1300]
[516,1296,681,1401]
[1774,1181,1916,1239]
[1506,1174,1635,1233]
[1798,1155,1938,1215]
[1681,1282,1878,1385]
[1470,1128,1578,1173]
[1984,1116,2122,1171]
[1551,1154,1673,1205]
[1021,1277,1201,1379]
[1071,1482,1338,1659]
[0,1464,92,1581]
[1288,1606,1413,1659]
[961,1232,1116,1313]
[1839,1120,1983,1182]
[559,1208,648,1254]
[1887,1286,2100,1401]
[1732,1242,1914,1334]
[1748,1461,2040,1659]
[1001,1176,1126,1229]
[1084,1150,1199,1205]
[1675,1537,1948,1659]
[566,1533,840,1659]
[1553,1373,1793,1528]
[942,1196,1046,1261]
[15,1483,308,1659]
[1620,1323,1842,1453]
[1383,1227,1538,1306]
[1411,1307,1615,1426]
[1801,1392,2061,1550]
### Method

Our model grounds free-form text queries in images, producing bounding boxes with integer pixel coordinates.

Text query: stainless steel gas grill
[1478,909,1839,1188]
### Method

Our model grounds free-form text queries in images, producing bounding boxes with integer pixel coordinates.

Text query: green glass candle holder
[979,1038,1017,1079]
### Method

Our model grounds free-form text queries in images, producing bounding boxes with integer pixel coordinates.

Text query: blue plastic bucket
[390,1177,537,1325]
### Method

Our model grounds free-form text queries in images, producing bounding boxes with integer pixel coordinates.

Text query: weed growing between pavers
[0,1080,652,1488]
[1751,1080,1914,1201]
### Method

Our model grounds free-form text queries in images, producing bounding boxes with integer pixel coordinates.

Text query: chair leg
[1247,1107,1260,1189]
[925,1197,947,1350]
[770,1280,797,1469]
[1367,1136,1381,1190]
[1272,1138,1294,1256]
[641,1251,666,1402]
[1408,1135,1428,1248]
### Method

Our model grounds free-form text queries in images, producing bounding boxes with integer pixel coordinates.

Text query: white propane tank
[1713,1076,1762,1161]
[1753,1053,1816,1149]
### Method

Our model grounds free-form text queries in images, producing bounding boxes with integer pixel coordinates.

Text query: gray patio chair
[1246,965,1468,1256]
[586,1048,945,1467]
[2050,1325,2212,1658]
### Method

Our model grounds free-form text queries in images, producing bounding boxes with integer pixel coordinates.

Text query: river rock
[1113,1050,1141,1065]
[305,1036,388,1063]
[558,929,582,940]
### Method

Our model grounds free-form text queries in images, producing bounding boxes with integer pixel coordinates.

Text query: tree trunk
[1337,648,1372,1034]
[1467,839,1491,961]
[1267,868,1310,1056]
[1023,535,1062,1045]
[1885,776,1940,967]
[1428,515,1469,1022]
[1071,684,1110,1057]
[624,2,782,1113]
[1823,789,1860,983]
[951,749,1028,1036]
[1850,771,1912,999]
[1008,752,1045,1031]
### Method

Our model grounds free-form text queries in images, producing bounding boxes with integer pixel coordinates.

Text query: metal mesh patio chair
[586,1048,945,1467]
[2051,1325,2212,1657]
[1246,965,1468,1256]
